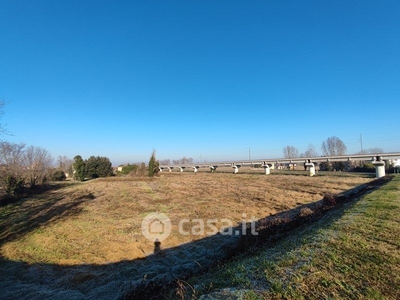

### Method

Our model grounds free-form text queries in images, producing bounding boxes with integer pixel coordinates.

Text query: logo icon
[141,212,172,242]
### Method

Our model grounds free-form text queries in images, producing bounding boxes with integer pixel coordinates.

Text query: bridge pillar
[159,167,163,172]
[262,161,270,175]
[372,156,385,178]
[231,163,240,174]
[193,166,199,173]
[179,167,185,172]
[210,165,218,173]
[305,163,315,176]
[168,167,173,172]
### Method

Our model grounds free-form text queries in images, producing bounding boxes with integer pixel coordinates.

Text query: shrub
[120,164,138,175]
[332,161,346,171]
[51,170,66,181]
[319,162,333,171]
[136,163,147,176]
[85,156,113,179]
[323,194,337,206]
[5,175,24,196]
[299,207,313,217]
[352,163,375,173]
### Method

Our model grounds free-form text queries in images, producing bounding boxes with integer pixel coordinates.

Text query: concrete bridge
[160,152,400,178]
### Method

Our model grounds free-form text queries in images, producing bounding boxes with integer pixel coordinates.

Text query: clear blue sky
[1,1,399,166]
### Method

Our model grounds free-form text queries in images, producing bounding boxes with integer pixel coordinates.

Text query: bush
[85,156,113,179]
[352,163,375,173]
[319,162,333,171]
[51,170,66,181]
[332,161,346,171]
[120,164,138,175]
[5,175,24,196]
[136,163,147,176]
[299,207,313,217]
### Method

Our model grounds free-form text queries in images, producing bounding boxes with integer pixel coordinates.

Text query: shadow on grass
[0,182,83,206]
[0,177,393,300]
[0,182,90,247]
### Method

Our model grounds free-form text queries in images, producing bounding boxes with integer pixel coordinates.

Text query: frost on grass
[1,232,242,300]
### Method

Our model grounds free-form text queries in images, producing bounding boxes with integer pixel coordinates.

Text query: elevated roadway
[160,152,400,178]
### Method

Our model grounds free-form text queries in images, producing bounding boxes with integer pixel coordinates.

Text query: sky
[1,0,399,166]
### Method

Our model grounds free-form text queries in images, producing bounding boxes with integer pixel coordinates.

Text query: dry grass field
[0,172,374,299]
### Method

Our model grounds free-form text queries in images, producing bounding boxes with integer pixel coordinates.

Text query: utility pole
[249,148,251,161]
[360,134,363,152]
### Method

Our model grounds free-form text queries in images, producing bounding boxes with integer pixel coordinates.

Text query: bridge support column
[179,167,185,172]
[232,163,239,174]
[262,161,270,175]
[305,163,315,176]
[168,167,173,172]
[193,166,199,173]
[210,166,218,173]
[372,156,385,178]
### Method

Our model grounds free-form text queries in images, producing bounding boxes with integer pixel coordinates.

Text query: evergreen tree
[148,150,159,177]
[85,156,114,179]
[73,155,86,181]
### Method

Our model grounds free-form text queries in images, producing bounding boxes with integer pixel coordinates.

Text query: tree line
[0,141,53,197]
[158,157,194,166]
[283,136,384,158]
[0,145,116,202]
[282,136,384,171]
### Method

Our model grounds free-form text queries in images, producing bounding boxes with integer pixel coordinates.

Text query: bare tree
[0,142,26,195]
[57,155,73,175]
[283,146,299,158]
[159,159,171,166]
[303,144,319,158]
[0,100,9,135]
[23,146,53,188]
[0,142,25,177]
[359,147,383,154]
[321,136,347,156]
[171,157,194,165]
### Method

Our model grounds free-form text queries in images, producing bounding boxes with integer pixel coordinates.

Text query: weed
[299,207,313,217]
[244,290,260,300]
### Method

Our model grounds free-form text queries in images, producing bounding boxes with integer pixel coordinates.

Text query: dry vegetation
[0,172,374,299]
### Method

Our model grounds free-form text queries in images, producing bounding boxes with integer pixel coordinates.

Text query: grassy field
[0,172,378,299]
[185,175,400,299]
